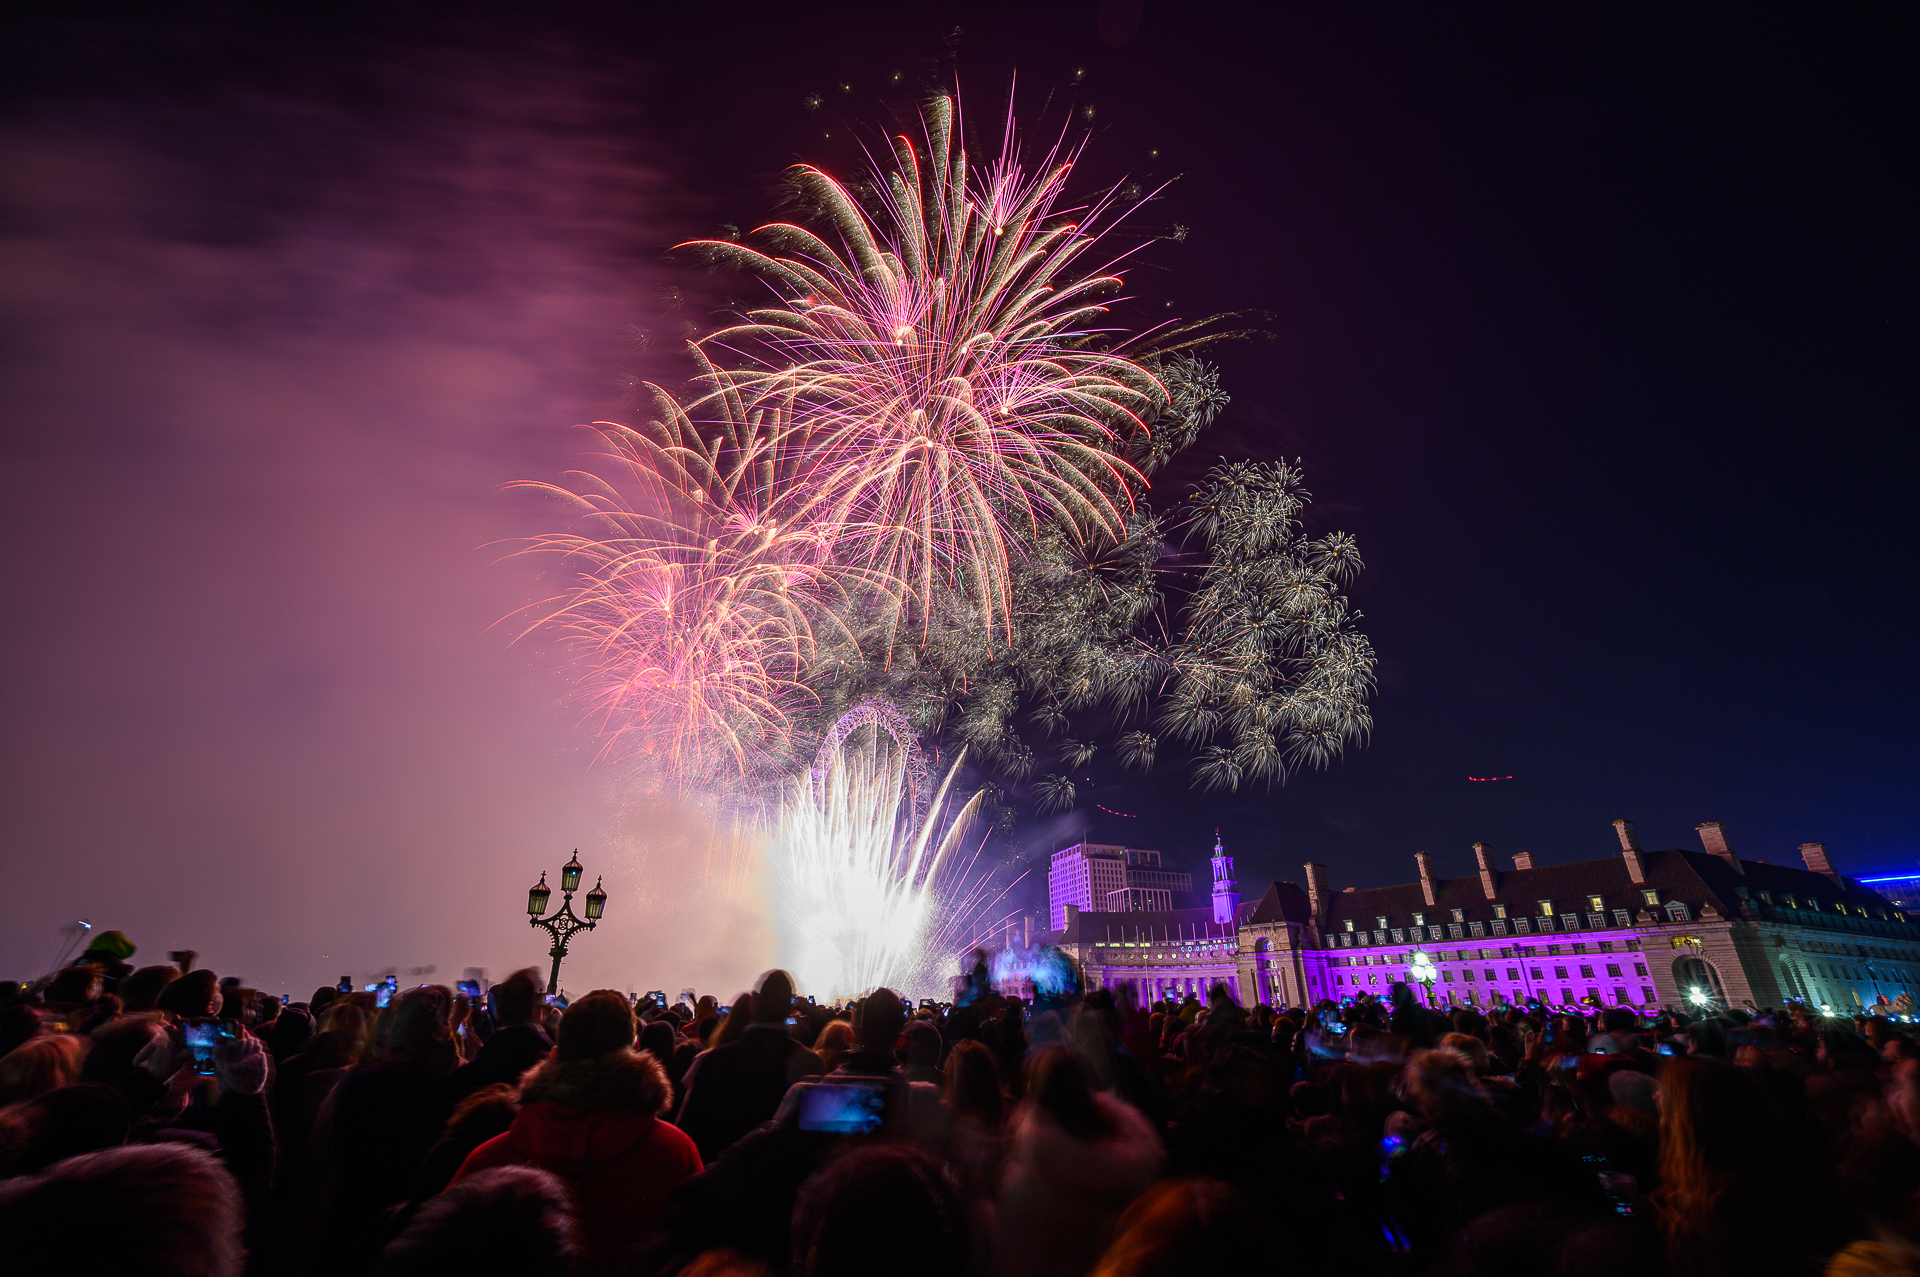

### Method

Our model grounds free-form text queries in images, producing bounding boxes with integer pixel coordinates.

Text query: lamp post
[527,851,608,997]
[1409,948,1438,1007]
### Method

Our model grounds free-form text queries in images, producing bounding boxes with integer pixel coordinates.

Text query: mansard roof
[1242,880,1314,926]
[1312,847,1907,931]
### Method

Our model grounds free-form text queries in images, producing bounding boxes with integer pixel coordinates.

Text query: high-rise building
[1048,842,1193,928]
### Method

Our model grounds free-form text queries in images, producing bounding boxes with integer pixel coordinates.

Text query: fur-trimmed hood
[518,1047,670,1116]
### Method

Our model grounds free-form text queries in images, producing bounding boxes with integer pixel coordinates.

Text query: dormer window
[1451,907,1465,923]
[1376,916,1389,930]
[1641,889,1660,907]
[1537,900,1554,917]
[1759,891,1773,905]
[1807,898,1820,912]
[1343,918,1355,933]
[1493,904,1509,920]
[1412,912,1426,926]
[1587,894,1605,912]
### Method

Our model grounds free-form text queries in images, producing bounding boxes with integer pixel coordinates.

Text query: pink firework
[679,94,1170,637]
[509,358,893,797]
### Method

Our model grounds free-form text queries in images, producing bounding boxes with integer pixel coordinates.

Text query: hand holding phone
[795,1078,889,1134]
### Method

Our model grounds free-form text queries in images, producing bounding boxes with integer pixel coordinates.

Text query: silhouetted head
[555,991,636,1062]
[753,969,797,1024]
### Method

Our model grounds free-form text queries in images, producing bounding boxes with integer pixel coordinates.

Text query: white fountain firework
[770,700,1005,999]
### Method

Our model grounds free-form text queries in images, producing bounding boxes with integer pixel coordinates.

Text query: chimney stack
[1799,842,1841,883]
[1511,851,1535,871]
[1473,842,1498,899]
[1696,821,1744,874]
[1414,851,1438,907]
[1614,819,1646,884]
[1303,862,1330,923]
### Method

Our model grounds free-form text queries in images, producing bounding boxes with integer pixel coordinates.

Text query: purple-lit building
[1023,820,1920,1013]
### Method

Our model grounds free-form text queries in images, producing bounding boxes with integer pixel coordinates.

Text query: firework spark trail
[771,705,1007,998]
[679,95,1169,640]
[507,368,897,799]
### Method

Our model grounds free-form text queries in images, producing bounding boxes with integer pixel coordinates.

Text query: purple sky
[0,27,770,993]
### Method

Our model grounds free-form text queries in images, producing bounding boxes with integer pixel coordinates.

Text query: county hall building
[1030,820,1920,1014]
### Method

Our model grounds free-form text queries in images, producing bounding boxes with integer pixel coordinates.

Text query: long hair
[942,1038,1003,1127]
[1652,1057,1824,1277]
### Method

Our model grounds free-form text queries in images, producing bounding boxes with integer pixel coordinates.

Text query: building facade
[1047,842,1194,928]
[1016,821,1920,1013]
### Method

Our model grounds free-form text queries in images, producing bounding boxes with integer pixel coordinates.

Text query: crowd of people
[5,932,1920,1277]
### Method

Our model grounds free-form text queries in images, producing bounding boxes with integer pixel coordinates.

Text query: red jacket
[454,1047,701,1276]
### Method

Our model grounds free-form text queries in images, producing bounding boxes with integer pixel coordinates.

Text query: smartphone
[718,1005,731,1016]
[1557,1054,1581,1070]
[795,1078,889,1134]
[184,1020,225,1076]
[457,980,480,998]
[1656,1042,1675,1056]
[337,976,352,994]
[375,984,394,1009]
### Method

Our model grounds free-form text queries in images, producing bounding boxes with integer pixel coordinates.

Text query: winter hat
[81,931,136,962]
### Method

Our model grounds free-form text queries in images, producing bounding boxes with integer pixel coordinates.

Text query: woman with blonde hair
[812,1019,854,1074]
[0,1034,85,1106]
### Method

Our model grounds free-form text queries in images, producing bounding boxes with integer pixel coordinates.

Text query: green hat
[83,930,137,960]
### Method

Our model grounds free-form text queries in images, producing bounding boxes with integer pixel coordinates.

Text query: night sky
[2,3,1913,992]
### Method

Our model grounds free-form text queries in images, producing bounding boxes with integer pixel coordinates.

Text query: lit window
[1451,908,1465,923]
[1376,916,1389,930]
[1493,904,1509,919]
[1538,900,1554,917]
[1413,912,1426,926]
[1641,889,1660,907]
[1343,918,1355,932]
[1588,895,1605,912]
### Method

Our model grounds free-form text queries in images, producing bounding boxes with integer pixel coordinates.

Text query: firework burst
[770,701,1010,998]
[509,364,894,799]
[680,95,1168,638]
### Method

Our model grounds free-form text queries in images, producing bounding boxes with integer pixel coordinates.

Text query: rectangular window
[1413,912,1426,927]
[1642,889,1660,906]
[1515,917,1532,934]
[1391,929,1406,943]
[1451,907,1465,923]
[1538,900,1555,917]
[1588,895,1605,912]
[1614,909,1631,927]
[1554,965,1570,979]
[1507,968,1520,981]
[1572,944,1587,955]
[1666,902,1691,922]
[1343,918,1355,932]
[1469,921,1485,937]
[1368,974,1378,985]
[1491,919,1508,936]
[1641,986,1656,1002]
[1606,963,1622,978]
[1485,969,1497,982]
[1634,963,1648,977]
[1448,924,1464,939]
[1561,914,1581,931]
[1493,904,1509,919]
[1463,969,1476,981]
[1579,965,1595,978]
[1531,967,1545,980]
[1376,916,1389,930]
[1443,970,1455,983]
[1598,941,1615,953]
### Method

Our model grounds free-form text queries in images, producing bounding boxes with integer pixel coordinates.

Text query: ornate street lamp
[1409,949,1438,1006]
[526,851,607,996]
